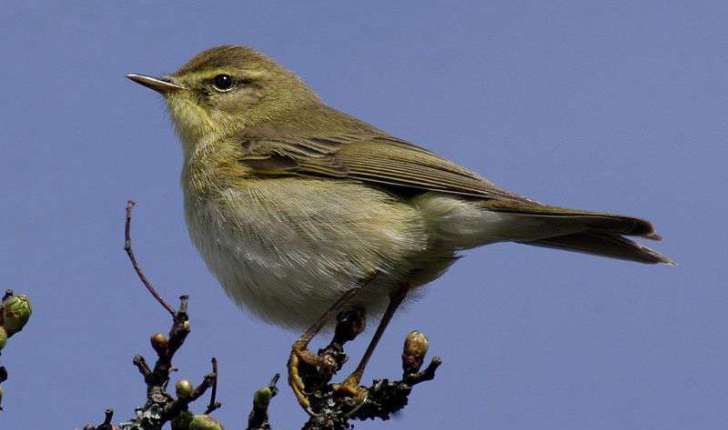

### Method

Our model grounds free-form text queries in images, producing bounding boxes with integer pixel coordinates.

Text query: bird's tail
[522,231,672,264]
[478,200,674,265]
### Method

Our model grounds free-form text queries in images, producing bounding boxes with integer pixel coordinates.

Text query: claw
[287,349,308,412]
[332,374,369,416]
[287,340,322,415]
[283,284,372,416]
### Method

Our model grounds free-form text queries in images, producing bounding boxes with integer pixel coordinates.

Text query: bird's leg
[288,274,376,415]
[333,282,410,412]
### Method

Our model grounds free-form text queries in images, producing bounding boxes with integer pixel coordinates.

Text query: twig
[115,297,197,429]
[204,357,222,414]
[100,409,115,430]
[124,200,175,316]
[160,372,216,420]
[296,318,442,430]
[84,409,115,430]
[247,374,280,430]
[132,355,152,381]
[404,356,442,385]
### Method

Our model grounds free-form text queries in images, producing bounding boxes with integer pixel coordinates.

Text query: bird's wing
[236,132,531,201]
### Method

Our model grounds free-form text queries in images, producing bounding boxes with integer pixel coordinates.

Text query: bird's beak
[126,73,186,94]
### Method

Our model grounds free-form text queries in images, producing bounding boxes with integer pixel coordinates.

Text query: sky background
[1,1,726,429]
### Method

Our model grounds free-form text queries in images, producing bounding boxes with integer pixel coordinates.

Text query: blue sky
[1,2,726,429]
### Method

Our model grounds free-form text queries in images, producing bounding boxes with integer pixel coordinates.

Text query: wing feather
[237,132,530,201]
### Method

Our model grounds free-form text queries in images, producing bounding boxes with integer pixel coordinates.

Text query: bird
[127,45,671,414]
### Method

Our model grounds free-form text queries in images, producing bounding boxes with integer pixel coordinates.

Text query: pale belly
[184,177,456,329]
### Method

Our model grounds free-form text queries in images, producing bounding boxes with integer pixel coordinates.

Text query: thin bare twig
[204,357,222,414]
[124,200,175,316]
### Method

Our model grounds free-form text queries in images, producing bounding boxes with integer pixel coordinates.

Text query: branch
[298,320,441,430]
[124,200,175,316]
[204,358,222,414]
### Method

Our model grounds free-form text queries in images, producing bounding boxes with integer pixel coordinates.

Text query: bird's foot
[331,373,369,415]
[288,338,337,415]
[288,308,367,415]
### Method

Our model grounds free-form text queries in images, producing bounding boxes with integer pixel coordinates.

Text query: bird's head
[127,45,319,148]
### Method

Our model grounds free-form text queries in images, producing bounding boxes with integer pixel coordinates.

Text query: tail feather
[478,200,673,265]
[521,232,674,265]
[481,200,659,239]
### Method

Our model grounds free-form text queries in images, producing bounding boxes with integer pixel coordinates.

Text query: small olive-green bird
[128,45,671,412]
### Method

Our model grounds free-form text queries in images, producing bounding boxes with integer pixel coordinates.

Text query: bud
[254,386,272,408]
[150,333,168,354]
[190,414,224,430]
[0,326,7,351]
[176,379,194,399]
[0,384,3,405]
[2,295,31,335]
[402,331,429,375]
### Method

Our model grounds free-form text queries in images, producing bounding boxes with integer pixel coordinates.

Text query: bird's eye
[212,74,234,91]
